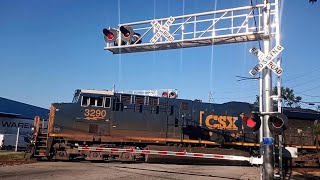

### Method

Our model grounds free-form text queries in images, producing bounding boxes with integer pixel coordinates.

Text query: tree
[313,121,320,147]
[254,86,302,108]
[310,0,317,4]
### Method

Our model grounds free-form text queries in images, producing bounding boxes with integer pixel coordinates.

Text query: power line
[282,66,320,84]
[251,0,262,50]
[301,101,320,105]
[287,76,320,88]
[296,93,320,98]
[297,84,320,94]
[214,88,258,94]
[213,95,256,100]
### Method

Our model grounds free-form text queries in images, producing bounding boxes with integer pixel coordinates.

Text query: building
[0,97,49,149]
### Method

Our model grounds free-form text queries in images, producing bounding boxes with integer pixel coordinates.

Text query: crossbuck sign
[150,17,175,44]
[249,45,284,77]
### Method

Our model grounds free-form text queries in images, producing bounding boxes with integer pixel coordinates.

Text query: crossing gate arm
[78,147,263,165]
[104,3,276,54]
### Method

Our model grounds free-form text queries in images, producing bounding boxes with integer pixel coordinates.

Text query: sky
[0,0,319,110]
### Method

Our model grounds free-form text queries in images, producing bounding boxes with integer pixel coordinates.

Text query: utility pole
[262,0,274,179]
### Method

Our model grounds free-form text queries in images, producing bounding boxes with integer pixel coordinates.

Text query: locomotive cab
[48,89,115,142]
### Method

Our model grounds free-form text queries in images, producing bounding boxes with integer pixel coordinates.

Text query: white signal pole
[262,0,274,179]
[15,128,20,152]
[275,0,283,178]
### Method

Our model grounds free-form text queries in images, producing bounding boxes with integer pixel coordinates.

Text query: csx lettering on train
[200,111,238,130]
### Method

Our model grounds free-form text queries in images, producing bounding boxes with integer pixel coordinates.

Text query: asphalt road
[0,162,261,180]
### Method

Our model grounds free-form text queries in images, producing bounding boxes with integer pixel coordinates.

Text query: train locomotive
[30,89,320,166]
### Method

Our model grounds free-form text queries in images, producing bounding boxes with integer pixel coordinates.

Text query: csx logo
[199,111,239,130]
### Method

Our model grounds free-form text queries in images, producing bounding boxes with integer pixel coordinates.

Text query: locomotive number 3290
[84,109,107,120]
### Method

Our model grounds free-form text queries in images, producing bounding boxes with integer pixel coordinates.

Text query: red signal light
[242,112,261,132]
[162,92,168,98]
[243,117,257,128]
[169,92,177,98]
[107,33,114,40]
[103,28,118,43]
[270,117,283,128]
[119,26,134,42]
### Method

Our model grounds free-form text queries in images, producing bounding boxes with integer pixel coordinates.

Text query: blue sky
[0,0,319,109]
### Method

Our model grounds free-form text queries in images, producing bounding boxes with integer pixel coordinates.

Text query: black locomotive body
[31,89,320,166]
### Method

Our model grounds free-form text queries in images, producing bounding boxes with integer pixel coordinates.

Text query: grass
[0,151,28,160]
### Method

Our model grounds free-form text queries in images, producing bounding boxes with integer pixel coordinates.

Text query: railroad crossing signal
[268,112,288,134]
[242,112,261,132]
[150,17,175,44]
[249,44,284,77]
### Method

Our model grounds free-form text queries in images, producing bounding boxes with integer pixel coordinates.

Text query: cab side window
[81,96,104,107]
[81,96,90,107]
[104,97,111,108]
[89,97,103,107]
[96,98,103,107]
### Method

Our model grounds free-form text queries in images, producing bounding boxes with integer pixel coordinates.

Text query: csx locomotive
[31,89,320,166]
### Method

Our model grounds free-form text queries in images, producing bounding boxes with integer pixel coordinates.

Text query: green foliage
[314,123,320,135]
[254,86,302,108]
[273,87,302,108]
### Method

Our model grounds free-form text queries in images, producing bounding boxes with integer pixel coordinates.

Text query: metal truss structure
[103,0,282,178]
[104,3,277,54]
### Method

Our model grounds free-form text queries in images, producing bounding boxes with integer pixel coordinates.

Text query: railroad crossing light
[162,92,168,98]
[119,26,133,42]
[162,91,177,99]
[169,91,177,98]
[103,28,118,43]
[310,0,317,4]
[242,112,261,132]
[119,26,142,44]
[268,113,288,134]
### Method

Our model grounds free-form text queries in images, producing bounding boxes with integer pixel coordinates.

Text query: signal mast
[102,1,285,179]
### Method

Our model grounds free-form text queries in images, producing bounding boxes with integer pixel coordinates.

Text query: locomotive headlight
[31,127,35,132]
[74,143,79,147]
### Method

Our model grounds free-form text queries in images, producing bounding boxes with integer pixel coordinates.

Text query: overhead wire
[297,84,320,94]
[209,0,218,102]
[296,93,320,98]
[179,0,185,88]
[282,66,320,84]
[213,88,258,94]
[117,0,122,83]
[152,0,156,80]
[213,95,257,100]
[251,0,262,50]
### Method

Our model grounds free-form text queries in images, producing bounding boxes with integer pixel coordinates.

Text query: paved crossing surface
[0,162,261,180]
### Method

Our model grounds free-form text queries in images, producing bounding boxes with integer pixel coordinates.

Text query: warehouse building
[0,97,49,149]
